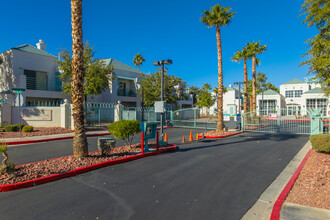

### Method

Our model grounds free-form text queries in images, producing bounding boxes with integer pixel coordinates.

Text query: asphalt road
[0,130,308,220]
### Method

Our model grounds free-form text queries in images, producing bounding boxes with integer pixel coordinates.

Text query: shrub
[22,125,33,133]
[310,134,330,154]
[3,124,25,132]
[108,120,141,147]
[3,125,15,132]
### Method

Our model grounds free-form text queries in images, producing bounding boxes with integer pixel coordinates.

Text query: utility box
[140,122,158,139]
[154,101,166,113]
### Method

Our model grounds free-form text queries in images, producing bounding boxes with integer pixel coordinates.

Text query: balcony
[26,76,62,92]
[117,88,137,97]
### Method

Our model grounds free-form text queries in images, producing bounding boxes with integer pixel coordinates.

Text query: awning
[117,76,136,81]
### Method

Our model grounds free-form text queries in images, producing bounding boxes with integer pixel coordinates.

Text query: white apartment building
[210,84,243,115]
[0,40,144,107]
[0,40,69,106]
[257,78,329,116]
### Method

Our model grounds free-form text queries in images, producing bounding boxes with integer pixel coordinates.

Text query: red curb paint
[198,131,245,139]
[5,132,110,146]
[270,149,312,220]
[0,145,178,192]
[156,131,159,151]
[141,133,144,155]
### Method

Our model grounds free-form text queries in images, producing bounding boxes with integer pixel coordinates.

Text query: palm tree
[231,48,251,114]
[133,53,145,71]
[201,4,235,131]
[245,41,267,112]
[71,0,88,158]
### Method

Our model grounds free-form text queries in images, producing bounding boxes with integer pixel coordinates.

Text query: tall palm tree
[133,53,145,71]
[201,4,235,131]
[246,41,267,112]
[71,0,88,158]
[231,48,251,114]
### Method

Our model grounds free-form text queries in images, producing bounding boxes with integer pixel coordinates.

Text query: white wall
[12,106,62,127]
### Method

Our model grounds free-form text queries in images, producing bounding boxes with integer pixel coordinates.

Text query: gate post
[309,108,322,135]
[241,113,245,131]
[194,108,197,128]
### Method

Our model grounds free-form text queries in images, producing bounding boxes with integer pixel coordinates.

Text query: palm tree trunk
[216,26,223,131]
[243,60,248,114]
[252,55,256,112]
[71,0,88,158]
[138,64,140,71]
[249,95,253,112]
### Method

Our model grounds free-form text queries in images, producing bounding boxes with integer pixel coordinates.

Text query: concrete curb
[280,202,330,220]
[241,140,311,220]
[0,145,178,192]
[270,149,312,220]
[198,131,244,139]
[4,132,111,146]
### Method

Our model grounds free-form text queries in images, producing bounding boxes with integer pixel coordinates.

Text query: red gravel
[0,127,73,139]
[200,130,239,137]
[0,143,168,185]
[0,127,109,139]
[286,150,330,209]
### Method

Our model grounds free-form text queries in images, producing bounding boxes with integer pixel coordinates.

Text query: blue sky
[0,0,316,89]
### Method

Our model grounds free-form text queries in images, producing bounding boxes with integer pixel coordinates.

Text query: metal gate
[242,108,324,135]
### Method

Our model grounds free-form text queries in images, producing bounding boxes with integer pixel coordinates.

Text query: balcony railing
[117,88,137,97]
[26,77,62,92]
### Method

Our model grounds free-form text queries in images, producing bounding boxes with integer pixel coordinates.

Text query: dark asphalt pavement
[0,130,308,220]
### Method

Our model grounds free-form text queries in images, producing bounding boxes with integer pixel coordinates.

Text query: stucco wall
[12,106,62,127]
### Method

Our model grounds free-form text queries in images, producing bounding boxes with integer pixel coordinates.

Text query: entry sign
[154,101,166,113]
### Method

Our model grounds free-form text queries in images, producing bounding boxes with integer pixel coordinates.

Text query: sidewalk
[2,130,110,145]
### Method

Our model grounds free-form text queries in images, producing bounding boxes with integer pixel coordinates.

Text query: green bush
[310,134,330,154]
[108,120,141,147]
[3,124,25,132]
[22,125,33,133]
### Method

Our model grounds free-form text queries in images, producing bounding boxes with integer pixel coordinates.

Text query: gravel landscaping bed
[0,127,109,139]
[200,130,239,137]
[286,150,330,210]
[0,127,73,139]
[0,143,168,185]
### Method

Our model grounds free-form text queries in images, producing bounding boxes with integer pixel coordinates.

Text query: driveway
[0,131,308,220]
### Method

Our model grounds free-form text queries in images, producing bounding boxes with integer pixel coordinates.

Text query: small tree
[0,143,15,174]
[196,83,215,110]
[138,70,187,107]
[108,120,141,148]
[58,42,114,101]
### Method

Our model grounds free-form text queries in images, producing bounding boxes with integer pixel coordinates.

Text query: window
[259,100,276,115]
[285,90,294,98]
[307,99,327,116]
[24,70,48,90]
[294,90,303,97]
[285,90,303,98]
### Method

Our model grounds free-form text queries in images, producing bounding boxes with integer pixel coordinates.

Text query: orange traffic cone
[196,133,199,141]
[164,132,168,142]
[189,130,193,141]
[182,136,185,143]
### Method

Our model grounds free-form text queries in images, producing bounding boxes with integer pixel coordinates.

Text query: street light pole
[153,59,172,141]
[234,82,244,130]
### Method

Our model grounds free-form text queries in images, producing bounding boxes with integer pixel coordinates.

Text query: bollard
[156,131,159,151]
[141,132,144,155]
